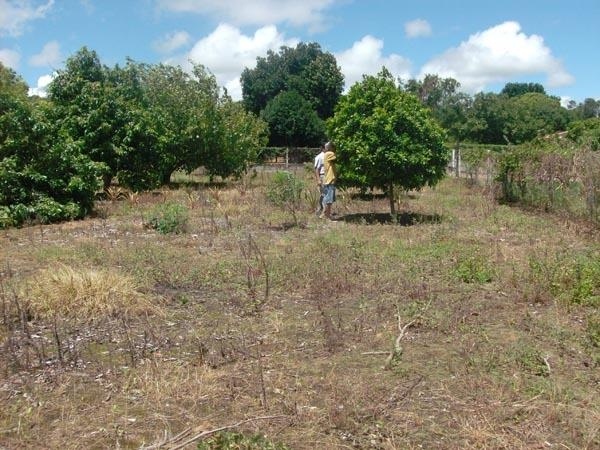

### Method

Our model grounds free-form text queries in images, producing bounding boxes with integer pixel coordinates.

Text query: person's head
[325,141,335,152]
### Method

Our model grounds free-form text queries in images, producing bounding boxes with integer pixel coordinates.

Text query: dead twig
[384,305,416,370]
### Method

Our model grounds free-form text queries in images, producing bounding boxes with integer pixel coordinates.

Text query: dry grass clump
[21,264,157,321]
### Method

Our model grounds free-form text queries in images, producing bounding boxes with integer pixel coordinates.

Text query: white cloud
[0,0,54,37]
[420,21,574,93]
[153,31,192,54]
[155,0,337,29]
[29,40,61,67]
[0,48,21,69]
[335,35,412,91]
[171,23,298,100]
[28,73,54,97]
[405,19,432,38]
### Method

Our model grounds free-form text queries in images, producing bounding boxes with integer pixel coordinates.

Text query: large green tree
[500,82,546,97]
[1,63,101,227]
[241,42,343,146]
[328,69,448,215]
[503,92,570,143]
[260,90,325,147]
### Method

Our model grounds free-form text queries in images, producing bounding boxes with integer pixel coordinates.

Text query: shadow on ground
[337,211,443,226]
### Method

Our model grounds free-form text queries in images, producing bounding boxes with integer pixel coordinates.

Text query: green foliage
[453,254,494,283]
[197,431,290,450]
[328,68,448,213]
[1,62,101,227]
[241,42,343,146]
[204,98,268,180]
[261,91,325,147]
[555,256,600,307]
[527,251,600,307]
[501,82,546,97]
[468,91,570,145]
[241,42,343,119]
[145,202,189,234]
[567,117,600,151]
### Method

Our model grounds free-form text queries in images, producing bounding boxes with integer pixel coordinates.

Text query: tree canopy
[328,69,448,214]
[1,47,268,226]
[241,42,343,146]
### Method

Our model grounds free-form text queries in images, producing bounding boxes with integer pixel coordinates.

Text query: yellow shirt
[323,151,336,184]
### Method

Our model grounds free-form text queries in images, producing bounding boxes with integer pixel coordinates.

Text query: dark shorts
[323,184,336,204]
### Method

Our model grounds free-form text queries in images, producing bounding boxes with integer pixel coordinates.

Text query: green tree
[260,90,325,147]
[504,93,570,143]
[203,97,268,180]
[1,63,101,226]
[241,42,343,146]
[48,47,129,188]
[327,69,448,215]
[500,82,546,97]
[241,42,343,119]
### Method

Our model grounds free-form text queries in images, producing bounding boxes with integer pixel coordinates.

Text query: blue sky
[1,0,598,104]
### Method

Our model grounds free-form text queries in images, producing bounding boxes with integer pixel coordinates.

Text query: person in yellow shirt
[321,141,337,220]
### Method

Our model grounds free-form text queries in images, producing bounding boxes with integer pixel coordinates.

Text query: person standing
[314,144,326,216]
[321,141,337,220]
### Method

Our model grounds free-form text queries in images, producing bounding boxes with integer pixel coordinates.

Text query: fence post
[285,148,289,169]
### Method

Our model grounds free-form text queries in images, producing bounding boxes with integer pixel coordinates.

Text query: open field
[1,169,599,449]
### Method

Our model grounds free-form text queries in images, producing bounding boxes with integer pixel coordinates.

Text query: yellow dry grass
[21,264,158,321]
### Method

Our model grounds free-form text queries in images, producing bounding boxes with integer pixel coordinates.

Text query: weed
[266,171,306,227]
[145,202,189,234]
[453,254,494,283]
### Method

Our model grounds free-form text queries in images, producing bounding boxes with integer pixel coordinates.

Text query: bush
[266,171,305,225]
[145,202,189,234]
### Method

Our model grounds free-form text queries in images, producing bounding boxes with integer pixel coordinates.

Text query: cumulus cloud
[155,0,337,29]
[0,48,21,69]
[419,21,574,92]
[335,35,412,90]
[0,0,54,37]
[28,73,54,97]
[29,40,61,67]
[405,19,432,38]
[170,23,298,100]
[153,31,192,53]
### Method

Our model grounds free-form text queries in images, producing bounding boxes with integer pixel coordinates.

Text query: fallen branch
[167,414,290,450]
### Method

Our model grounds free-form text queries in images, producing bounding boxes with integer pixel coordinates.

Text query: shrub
[145,202,189,234]
[266,171,305,226]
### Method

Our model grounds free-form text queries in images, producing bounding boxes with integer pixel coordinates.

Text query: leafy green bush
[197,431,290,450]
[145,202,189,234]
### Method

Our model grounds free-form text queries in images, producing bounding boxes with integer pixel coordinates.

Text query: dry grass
[0,170,599,449]
[20,265,158,321]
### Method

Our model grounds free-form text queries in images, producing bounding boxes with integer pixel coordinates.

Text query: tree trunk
[388,182,396,216]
